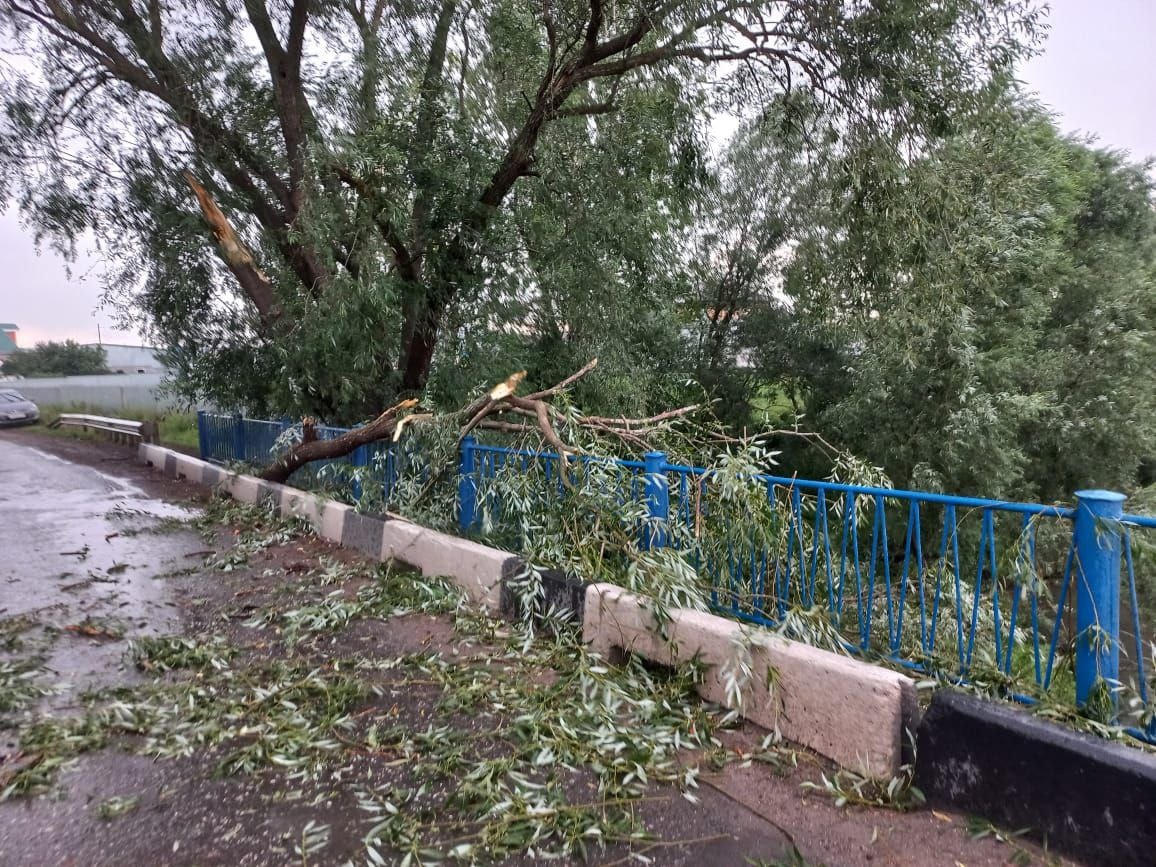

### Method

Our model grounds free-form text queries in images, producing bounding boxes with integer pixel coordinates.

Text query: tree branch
[183,172,281,326]
[257,361,691,482]
[548,100,616,119]
[261,399,419,483]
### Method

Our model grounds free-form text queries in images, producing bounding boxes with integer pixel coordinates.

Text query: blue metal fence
[197,412,1156,741]
[197,411,414,493]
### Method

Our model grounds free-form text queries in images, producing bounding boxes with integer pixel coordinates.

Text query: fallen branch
[259,399,418,483]
[257,361,699,485]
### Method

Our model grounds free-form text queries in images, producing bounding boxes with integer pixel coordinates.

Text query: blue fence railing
[197,412,1156,742]
[197,411,416,494]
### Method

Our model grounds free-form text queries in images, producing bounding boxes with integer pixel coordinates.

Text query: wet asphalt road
[0,436,201,709]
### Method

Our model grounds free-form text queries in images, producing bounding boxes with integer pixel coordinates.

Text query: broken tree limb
[458,370,528,443]
[259,399,418,483]
[523,357,598,400]
[256,361,699,485]
[184,172,281,326]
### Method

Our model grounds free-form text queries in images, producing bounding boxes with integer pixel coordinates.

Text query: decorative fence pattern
[198,412,1156,743]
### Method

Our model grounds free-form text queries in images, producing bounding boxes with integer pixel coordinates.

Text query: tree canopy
[733,94,1156,500]
[1,340,109,377]
[11,1,1151,501]
[1,0,1041,422]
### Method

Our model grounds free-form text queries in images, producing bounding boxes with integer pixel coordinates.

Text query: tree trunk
[400,303,443,392]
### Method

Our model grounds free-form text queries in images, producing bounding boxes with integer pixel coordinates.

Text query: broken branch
[184,171,281,325]
[259,399,418,483]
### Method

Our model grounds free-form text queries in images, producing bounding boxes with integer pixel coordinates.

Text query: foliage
[744,93,1156,501]
[128,636,234,673]
[2,498,737,864]
[0,0,1042,421]
[0,658,54,716]
[95,795,140,820]
[800,731,924,811]
[683,95,818,428]
[965,817,1039,866]
[1,340,108,377]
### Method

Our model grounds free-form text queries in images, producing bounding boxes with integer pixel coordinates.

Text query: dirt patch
[0,439,1074,866]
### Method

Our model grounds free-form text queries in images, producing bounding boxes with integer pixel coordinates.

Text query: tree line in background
[3,0,1154,502]
[1,341,109,377]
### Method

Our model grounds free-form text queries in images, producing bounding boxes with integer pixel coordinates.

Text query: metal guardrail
[52,413,157,444]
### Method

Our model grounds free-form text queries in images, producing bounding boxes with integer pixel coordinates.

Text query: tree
[1,340,109,376]
[749,93,1156,501]
[682,96,816,427]
[0,0,1042,422]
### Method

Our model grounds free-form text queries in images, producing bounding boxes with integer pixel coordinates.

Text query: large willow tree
[0,0,1040,420]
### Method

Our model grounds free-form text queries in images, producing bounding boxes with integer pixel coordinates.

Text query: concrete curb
[584,583,918,779]
[916,690,1156,866]
[500,566,588,626]
[140,444,916,779]
[138,444,515,609]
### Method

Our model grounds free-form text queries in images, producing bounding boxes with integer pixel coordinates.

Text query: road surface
[0,436,203,716]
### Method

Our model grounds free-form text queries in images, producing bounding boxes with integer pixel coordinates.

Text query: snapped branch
[183,171,281,326]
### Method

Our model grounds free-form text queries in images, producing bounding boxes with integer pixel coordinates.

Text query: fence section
[197,412,1156,741]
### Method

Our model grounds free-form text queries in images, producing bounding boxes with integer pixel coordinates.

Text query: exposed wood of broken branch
[257,361,695,485]
[183,171,281,325]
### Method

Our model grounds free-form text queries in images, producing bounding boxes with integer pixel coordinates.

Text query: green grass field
[24,404,200,451]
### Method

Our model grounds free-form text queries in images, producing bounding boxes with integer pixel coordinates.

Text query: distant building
[83,343,166,375]
[0,323,18,365]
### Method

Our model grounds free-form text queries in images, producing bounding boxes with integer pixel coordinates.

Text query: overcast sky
[1,0,1154,348]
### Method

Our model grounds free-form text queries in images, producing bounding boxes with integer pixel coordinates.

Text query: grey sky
[1,0,1154,348]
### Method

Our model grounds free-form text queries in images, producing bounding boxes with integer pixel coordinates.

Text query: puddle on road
[27,446,195,521]
[1,445,210,729]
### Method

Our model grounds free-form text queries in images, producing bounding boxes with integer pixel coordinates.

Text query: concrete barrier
[584,584,918,779]
[172,452,205,484]
[140,443,918,779]
[916,690,1156,866]
[139,444,513,610]
[384,524,509,608]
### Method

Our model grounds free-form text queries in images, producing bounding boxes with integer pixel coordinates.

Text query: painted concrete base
[584,583,917,779]
[140,444,916,778]
[916,690,1156,866]
[138,444,512,608]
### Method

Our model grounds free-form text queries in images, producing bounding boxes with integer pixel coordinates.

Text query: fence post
[232,413,245,462]
[458,436,478,533]
[351,425,368,502]
[196,410,208,459]
[1073,489,1126,711]
[642,451,669,550]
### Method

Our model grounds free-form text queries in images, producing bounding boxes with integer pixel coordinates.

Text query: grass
[20,403,200,451]
[750,382,800,426]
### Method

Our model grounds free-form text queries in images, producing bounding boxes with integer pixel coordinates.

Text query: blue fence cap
[1075,489,1127,503]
